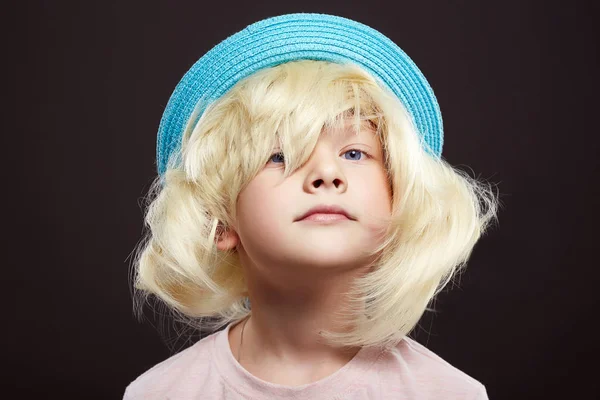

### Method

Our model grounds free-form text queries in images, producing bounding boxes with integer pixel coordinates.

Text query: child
[125,13,499,399]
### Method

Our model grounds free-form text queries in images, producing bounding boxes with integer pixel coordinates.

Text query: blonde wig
[131,60,500,350]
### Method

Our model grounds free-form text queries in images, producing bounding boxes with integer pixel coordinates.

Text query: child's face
[222,119,392,278]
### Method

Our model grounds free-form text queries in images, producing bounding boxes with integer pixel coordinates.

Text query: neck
[230,266,368,369]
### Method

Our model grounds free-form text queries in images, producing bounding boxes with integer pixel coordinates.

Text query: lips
[296,205,355,221]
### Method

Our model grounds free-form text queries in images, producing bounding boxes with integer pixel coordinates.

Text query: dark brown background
[7,0,598,398]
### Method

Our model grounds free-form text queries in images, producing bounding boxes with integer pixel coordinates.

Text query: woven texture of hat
[157,13,443,175]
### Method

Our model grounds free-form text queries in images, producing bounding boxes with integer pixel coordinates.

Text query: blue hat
[157,13,443,176]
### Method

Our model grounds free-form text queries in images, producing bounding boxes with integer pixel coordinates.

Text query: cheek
[367,179,393,244]
[236,177,287,237]
[359,169,392,214]
[237,182,264,225]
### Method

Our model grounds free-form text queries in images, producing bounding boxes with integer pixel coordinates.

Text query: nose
[302,146,348,194]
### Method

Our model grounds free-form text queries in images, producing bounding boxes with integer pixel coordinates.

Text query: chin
[292,249,369,268]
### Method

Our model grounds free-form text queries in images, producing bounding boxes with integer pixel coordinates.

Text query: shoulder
[373,336,488,399]
[123,331,219,400]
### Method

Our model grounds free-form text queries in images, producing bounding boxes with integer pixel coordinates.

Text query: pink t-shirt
[124,323,489,399]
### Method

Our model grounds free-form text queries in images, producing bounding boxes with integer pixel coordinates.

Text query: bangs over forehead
[234,60,389,178]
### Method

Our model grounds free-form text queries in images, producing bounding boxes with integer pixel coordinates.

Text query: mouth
[295,205,355,222]
[299,213,350,223]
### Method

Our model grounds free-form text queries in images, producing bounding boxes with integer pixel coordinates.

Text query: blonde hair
[131,60,500,350]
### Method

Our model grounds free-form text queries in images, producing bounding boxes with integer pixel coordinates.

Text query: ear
[215,225,240,251]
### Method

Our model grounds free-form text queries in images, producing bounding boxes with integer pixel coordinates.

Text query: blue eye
[269,152,285,163]
[343,149,366,161]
